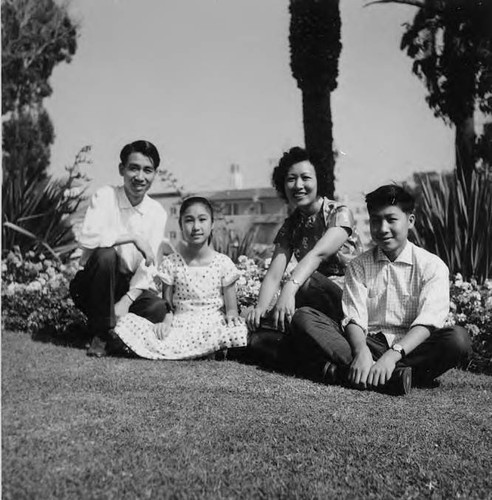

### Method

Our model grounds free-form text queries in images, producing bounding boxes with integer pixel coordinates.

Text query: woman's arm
[273,226,350,331]
[288,226,349,286]
[246,244,291,331]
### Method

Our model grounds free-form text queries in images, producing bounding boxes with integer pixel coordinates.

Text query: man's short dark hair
[365,184,415,214]
[120,140,160,169]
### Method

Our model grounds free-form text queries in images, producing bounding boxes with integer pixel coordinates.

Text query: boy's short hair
[120,140,160,169]
[365,184,415,214]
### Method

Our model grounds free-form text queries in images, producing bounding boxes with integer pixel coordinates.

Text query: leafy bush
[1,248,88,345]
[410,168,492,283]
[2,146,91,258]
[447,274,492,374]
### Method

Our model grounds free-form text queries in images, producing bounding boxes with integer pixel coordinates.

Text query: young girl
[114,196,248,360]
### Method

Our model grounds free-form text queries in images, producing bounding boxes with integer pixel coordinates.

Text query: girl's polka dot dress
[114,252,248,360]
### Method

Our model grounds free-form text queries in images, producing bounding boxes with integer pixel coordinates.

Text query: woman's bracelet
[125,292,135,303]
[287,277,301,287]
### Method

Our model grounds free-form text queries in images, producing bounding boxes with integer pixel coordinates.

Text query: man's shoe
[87,335,109,357]
[384,366,412,395]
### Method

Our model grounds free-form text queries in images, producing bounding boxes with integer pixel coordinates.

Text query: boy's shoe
[321,361,341,385]
[384,366,412,395]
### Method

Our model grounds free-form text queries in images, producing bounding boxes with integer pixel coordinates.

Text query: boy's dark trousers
[70,247,167,338]
[286,307,472,386]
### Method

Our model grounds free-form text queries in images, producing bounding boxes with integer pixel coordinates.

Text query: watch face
[393,344,403,353]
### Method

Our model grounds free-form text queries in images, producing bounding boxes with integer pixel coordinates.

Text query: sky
[45,0,455,199]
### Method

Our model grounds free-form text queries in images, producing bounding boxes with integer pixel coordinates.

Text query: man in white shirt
[289,185,471,394]
[70,140,169,357]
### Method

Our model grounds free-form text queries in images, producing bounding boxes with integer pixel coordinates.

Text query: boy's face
[369,204,415,261]
[119,152,156,205]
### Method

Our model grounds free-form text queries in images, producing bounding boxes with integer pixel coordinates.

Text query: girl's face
[180,203,214,245]
[284,160,319,210]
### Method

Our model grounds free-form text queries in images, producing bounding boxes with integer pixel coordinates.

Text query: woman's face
[284,161,318,209]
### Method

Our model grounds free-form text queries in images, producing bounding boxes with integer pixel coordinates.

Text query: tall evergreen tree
[289,0,342,198]
[2,0,78,253]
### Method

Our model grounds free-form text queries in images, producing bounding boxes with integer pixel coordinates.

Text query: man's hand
[348,345,374,389]
[133,236,155,266]
[366,350,399,388]
[114,294,132,321]
[154,313,173,340]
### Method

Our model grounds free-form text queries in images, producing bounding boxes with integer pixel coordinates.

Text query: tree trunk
[302,86,335,198]
[455,114,476,190]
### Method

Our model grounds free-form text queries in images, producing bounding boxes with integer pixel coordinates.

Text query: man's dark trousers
[70,247,167,337]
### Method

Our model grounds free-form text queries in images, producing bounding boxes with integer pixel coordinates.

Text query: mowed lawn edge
[2,330,492,500]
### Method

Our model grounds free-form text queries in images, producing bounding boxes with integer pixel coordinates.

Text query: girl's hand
[246,306,267,331]
[154,313,173,340]
[272,289,296,332]
[226,314,242,327]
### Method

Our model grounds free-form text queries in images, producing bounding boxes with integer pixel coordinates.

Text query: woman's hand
[154,313,173,340]
[246,306,268,331]
[272,286,296,332]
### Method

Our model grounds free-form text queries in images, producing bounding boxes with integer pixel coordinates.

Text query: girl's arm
[223,282,241,326]
[155,283,174,340]
[246,244,292,331]
[273,226,350,331]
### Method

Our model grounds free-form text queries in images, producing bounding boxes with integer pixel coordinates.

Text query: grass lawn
[2,330,492,499]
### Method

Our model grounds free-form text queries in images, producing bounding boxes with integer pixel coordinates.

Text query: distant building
[338,193,371,248]
[149,184,287,246]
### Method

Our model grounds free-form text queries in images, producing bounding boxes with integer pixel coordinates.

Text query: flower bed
[2,252,491,373]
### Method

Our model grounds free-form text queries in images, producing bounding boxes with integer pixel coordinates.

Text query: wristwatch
[391,343,406,358]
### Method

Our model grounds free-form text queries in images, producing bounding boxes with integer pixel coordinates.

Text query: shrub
[2,146,91,259]
[1,248,88,346]
[447,274,492,374]
[410,168,492,283]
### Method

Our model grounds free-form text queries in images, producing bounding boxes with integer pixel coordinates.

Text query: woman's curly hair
[271,147,329,201]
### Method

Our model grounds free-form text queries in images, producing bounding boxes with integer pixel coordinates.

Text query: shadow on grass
[31,321,91,350]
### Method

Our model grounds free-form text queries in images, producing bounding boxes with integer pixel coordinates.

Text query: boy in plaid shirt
[290,185,471,394]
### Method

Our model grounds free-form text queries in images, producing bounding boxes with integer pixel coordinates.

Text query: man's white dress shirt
[342,241,449,347]
[77,185,167,300]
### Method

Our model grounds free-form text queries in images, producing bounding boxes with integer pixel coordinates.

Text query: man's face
[369,204,415,261]
[119,152,156,205]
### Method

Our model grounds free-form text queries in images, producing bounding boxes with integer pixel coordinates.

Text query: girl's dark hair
[365,184,415,214]
[271,146,329,200]
[120,140,160,169]
[179,196,215,223]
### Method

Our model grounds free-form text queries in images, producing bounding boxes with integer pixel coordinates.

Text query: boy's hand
[154,313,173,340]
[366,351,398,388]
[348,346,374,389]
